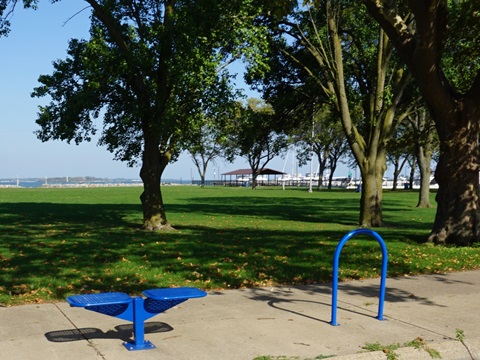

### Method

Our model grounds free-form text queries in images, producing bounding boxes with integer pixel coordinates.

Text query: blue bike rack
[330,229,388,326]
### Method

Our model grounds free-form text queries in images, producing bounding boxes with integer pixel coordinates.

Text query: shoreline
[0,182,200,189]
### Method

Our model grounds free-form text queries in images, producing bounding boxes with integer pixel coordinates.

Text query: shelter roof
[221,168,285,176]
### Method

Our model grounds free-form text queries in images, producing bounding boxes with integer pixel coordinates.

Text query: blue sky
[0,2,346,180]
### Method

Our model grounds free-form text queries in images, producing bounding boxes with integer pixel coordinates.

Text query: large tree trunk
[359,171,383,227]
[140,136,172,231]
[428,106,479,245]
[359,154,385,227]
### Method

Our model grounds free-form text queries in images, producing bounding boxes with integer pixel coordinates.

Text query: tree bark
[359,150,386,227]
[140,135,173,231]
[359,166,383,227]
[428,103,479,245]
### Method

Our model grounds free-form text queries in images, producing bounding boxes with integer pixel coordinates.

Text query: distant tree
[325,129,349,189]
[406,155,416,190]
[188,120,224,188]
[294,103,348,190]
[408,107,438,208]
[386,123,413,191]
[187,102,239,188]
[31,1,268,230]
[361,0,480,245]
[224,99,288,189]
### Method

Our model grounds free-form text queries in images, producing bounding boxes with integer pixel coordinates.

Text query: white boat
[304,172,320,181]
[236,176,250,182]
[382,177,407,189]
[278,174,304,182]
[255,175,269,183]
[330,177,350,187]
[411,176,439,189]
[278,174,292,182]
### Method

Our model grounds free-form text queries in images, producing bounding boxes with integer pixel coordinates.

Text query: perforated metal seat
[65,287,207,351]
[67,292,132,316]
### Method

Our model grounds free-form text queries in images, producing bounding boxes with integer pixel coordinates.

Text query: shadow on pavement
[44,321,173,343]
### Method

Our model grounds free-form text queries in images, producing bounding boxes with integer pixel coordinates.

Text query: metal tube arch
[330,229,388,326]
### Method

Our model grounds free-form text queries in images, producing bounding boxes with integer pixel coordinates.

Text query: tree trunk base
[416,201,432,209]
[427,228,474,246]
[142,222,176,231]
[427,204,480,246]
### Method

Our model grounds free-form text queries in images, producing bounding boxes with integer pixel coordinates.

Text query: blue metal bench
[66,287,207,351]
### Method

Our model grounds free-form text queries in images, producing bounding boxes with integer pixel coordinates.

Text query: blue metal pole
[376,233,388,320]
[123,297,155,351]
[330,230,352,326]
[330,229,388,326]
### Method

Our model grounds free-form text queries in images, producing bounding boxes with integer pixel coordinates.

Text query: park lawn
[0,185,479,306]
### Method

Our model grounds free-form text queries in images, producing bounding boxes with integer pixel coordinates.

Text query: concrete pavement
[1,270,480,359]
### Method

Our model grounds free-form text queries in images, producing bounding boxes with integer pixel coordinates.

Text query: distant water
[0,179,141,188]
[18,180,45,188]
[0,180,43,188]
[0,178,197,188]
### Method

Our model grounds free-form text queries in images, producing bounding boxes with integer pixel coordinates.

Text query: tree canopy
[31,0,271,230]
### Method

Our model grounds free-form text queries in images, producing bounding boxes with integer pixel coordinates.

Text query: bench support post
[123,297,155,351]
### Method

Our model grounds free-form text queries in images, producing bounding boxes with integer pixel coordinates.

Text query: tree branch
[62,6,90,27]
[84,0,130,55]
[360,0,415,63]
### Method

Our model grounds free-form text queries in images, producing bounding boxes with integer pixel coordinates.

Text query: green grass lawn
[1,186,479,305]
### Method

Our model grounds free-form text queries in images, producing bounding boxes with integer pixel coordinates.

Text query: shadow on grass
[167,195,360,225]
[0,194,435,304]
[168,192,434,236]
